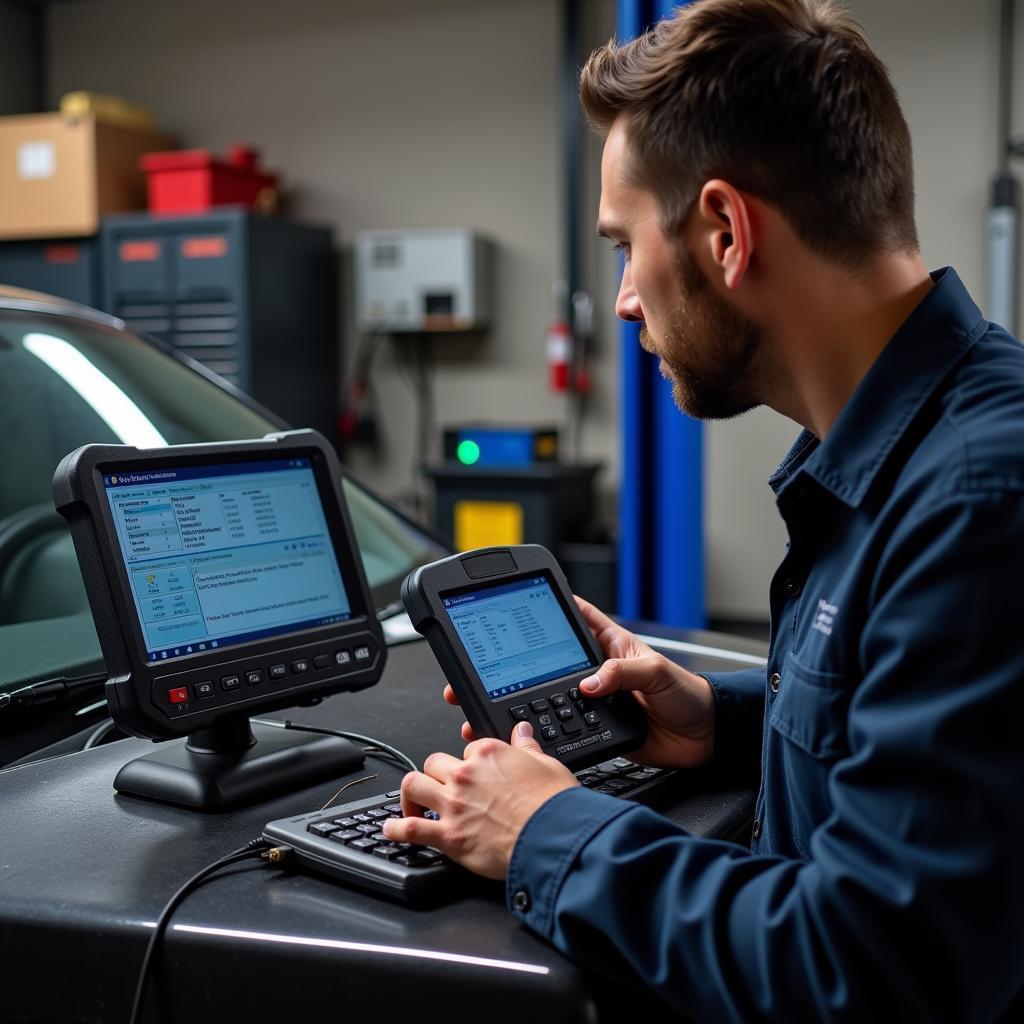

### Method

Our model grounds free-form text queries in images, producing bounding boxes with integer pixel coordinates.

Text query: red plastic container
[140,144,278,214]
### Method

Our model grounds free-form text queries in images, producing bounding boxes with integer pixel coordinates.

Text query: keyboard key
[308,822,338,837]
[333,817,359,828]
[418,848,444,862]
[366,808,389,820]
[349,837,379,852]
[385,790,401,798]
[611,757,634,768]
[328,829,362,844]
[352,813,372,823]
[373,844,402,859]
[383,803,403,814]
[356,823,379,835]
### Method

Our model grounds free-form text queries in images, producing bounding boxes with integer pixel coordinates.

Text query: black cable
[82,718,119,750]
[251,717,419,774]
[127,838,270,1024]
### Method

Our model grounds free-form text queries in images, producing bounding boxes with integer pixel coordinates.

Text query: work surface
[0,626,764,1023]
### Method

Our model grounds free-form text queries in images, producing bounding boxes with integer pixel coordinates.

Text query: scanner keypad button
[269,663,287,679]
[530,699,549,712]
[541,725,558,741]
[335,650,351,666]
[220,675,240,692]
[246,669,264,686]
[167,686,189,705]
[561,720,583,736]
[354,645,371,661]
[291,658,310,674]
[313,653,331,669]
[537,713,552,726]
[550,693,568,707]
[509,705,529,722]
[584,711,601,727]
[556,707,574,721]
[193,681,215,699]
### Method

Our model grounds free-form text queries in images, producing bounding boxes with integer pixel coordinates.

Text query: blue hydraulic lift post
[651,0,704,628]
[615,0,652,620]
[616,0,705,627]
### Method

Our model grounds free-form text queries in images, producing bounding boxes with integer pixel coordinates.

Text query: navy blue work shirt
[506,269,1024,1021]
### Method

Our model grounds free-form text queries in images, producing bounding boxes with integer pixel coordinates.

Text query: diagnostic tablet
[402,545,646,770]
[54,430,384,740]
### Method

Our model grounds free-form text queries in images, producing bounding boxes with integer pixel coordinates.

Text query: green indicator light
[457,439,481,465]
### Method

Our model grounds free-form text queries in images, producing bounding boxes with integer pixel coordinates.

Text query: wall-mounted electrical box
[355,228,492,333]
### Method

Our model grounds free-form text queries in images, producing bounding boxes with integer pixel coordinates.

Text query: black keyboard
[263,758,679,903]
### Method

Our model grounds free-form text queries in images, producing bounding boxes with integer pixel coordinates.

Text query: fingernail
[580,676,599,692]
[518,721,534,738]
[381,819,394,838]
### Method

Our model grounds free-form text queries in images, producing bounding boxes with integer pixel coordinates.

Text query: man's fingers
[510,720,543,754]
[574,594,619,635]
[422,750,463,782]
[461,721,475,742]
[382,813,443,847]
[579,656,659,697]
[399,769,444,818]
[443,684,460,707]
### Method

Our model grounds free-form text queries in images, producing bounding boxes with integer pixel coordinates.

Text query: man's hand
[382,722,578,879]
[443,596,717,769]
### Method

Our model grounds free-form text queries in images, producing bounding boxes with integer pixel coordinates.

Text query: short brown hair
[580,0,918,266]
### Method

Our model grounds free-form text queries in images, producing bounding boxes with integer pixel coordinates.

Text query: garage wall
[0,0,37,115]
[46,0,622,523]
[45,0,1009,622]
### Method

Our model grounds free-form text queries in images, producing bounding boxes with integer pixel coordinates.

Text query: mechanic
[383,0,1024,1018]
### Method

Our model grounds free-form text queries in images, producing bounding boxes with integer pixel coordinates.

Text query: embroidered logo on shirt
[812,599,838,636]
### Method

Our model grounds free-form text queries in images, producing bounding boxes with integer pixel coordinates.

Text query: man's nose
[615,265,643,323]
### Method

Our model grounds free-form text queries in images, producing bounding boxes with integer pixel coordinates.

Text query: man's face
[597,120,764,420]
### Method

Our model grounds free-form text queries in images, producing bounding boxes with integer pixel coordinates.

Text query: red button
[168,687,189,705]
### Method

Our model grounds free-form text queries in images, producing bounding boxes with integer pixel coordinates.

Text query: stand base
[114,722,365,811]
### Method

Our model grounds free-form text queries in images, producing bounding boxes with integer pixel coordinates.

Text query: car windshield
[0,300,447,697]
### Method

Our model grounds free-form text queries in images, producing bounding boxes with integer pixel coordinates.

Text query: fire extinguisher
[547,280,572,392]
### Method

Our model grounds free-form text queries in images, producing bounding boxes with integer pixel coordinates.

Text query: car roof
[0,284,123,329]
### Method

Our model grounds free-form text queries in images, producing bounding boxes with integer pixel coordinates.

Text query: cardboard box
[0,113,173,240]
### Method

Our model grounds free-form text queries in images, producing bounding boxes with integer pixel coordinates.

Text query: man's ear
[696,179,753,290]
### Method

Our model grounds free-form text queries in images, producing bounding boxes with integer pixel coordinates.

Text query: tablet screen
[442,575,594,698]
[103,457,352,662]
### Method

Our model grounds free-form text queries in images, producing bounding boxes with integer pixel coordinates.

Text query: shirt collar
[769,267,987,508]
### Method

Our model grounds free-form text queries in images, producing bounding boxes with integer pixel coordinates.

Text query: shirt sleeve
[701,666,765,783]
[507,489,1024,1022]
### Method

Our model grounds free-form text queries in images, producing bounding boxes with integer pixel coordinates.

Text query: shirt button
[769,672,781,694]
[752,818,762,840]
[513,890,531,913]
[781,578,801,598]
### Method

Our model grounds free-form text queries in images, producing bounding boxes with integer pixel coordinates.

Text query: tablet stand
[113,713,364,811]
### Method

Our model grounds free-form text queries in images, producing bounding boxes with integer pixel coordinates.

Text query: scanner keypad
[507,687,601,739]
